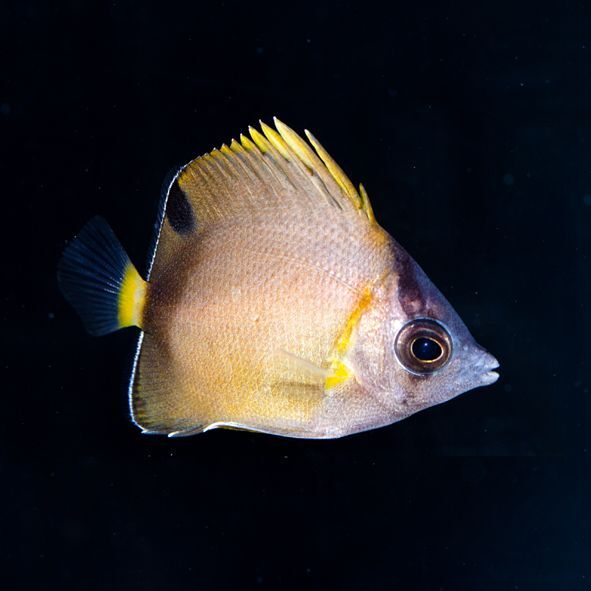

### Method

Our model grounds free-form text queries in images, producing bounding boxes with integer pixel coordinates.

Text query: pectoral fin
[275,349,353,391]
[276,349,330,382]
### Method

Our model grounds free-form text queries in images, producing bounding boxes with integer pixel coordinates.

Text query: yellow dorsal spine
[249,126,273,153]
[304,129,362,209]
[260,120,291,159]
[359,183,376,224]
[239,133,257,151]
[274,117,326,172]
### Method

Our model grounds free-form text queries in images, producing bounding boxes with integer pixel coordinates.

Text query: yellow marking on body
[334,287,373,356]
[118,263,147,329]
[324,287,373,389]
[325,359,353,389]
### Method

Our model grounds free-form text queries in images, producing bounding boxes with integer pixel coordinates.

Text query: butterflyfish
[58,118,499,439]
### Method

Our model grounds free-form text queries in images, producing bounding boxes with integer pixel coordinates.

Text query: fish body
[58,118,498,439]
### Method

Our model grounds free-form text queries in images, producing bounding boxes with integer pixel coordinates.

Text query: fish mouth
[479,353,500,386]
[481,370,500,385]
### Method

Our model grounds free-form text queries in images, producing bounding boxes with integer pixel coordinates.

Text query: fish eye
[395,319,452,375]
[411,337,443,361]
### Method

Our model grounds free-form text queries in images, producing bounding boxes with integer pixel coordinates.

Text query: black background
[3,1,590,589]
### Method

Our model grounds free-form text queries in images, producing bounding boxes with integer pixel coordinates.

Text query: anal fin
[129,333,207,435]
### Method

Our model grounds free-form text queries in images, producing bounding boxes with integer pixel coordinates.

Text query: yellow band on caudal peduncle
[118,263,146,329]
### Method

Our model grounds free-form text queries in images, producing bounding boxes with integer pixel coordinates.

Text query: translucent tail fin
[57,216,147,336]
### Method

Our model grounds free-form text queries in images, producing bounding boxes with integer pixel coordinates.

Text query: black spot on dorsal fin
[166,179,195,234]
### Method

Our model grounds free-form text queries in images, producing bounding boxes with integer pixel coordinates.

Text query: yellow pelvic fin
[118,263,147,329]
[324,287,374,389]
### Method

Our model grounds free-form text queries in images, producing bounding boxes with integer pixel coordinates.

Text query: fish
[57,117,499,439]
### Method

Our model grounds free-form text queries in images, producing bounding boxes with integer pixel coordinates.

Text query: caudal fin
[57,216,147,336]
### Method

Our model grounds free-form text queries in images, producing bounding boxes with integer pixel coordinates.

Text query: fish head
[359,243,499,419]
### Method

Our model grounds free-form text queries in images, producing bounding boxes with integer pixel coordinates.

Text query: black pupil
[412,337,442,361]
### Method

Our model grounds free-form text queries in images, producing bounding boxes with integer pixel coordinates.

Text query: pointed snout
[475,349,500,386]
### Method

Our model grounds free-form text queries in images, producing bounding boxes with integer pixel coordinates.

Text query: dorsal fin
[149,118,377,277]
[178,118,374,226]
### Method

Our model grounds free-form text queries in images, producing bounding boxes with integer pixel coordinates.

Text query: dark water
[4,1,590,589]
